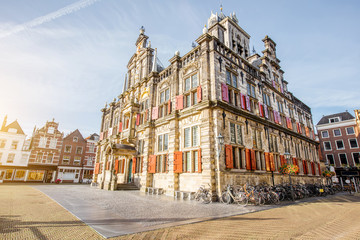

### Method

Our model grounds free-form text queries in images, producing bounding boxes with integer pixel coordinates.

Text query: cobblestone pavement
[0,184,360,240]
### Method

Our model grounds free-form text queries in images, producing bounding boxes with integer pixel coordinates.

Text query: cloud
[0,0,101,39]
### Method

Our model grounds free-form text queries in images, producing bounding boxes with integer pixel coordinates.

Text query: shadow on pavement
[0,215,85,239]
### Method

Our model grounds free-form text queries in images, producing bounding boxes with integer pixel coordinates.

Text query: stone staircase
[116,183,140,191]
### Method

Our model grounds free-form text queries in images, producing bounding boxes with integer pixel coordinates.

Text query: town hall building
[93,9,321,197]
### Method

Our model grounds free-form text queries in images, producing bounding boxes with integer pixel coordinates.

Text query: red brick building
[83,133,99,181]
[316,111,360,167]
[28,119,63,182]
[57,129,86,183]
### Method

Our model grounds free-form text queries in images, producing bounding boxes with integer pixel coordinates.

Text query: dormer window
[329,117,340,123]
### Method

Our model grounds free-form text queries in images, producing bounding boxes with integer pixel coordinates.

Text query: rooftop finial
[220,3,223,12]
[140,26,145,34]
[252,46,256,55]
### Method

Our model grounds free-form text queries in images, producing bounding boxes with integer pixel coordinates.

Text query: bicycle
[221,184,248,206]
[195,184,213,204]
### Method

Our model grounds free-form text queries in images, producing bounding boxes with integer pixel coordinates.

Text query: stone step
[116,183,140,191]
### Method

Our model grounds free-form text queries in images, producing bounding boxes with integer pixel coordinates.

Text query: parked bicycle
[194,184,213,204]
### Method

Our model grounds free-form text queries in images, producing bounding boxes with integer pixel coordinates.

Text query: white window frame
[323,141,332,151]
[335,140,345,150]
[183,125,200,149]
[73,137,78,142]
[333,129,342,137]
[346,127,355,135]
[321,131,329,138]
[64,145,72,153]
[74,156,81,165]
[39,137,47,148]
[352,152,360,165]
[47,127,55,134]
[338,153,348,165]
[348,138,359,149]
[326,154,335,165]
[49,138,57,149]
[76,146,83,154]
[157,133,169,153]
[329,117,340,123]
[62,156,70,164]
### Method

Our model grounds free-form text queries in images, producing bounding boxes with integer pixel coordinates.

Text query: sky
[0,0,359,137]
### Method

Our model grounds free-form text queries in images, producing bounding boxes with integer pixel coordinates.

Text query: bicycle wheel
[202,192,212,204]
[221,192,233,204]
[270,192,280,205]
[236,192,248,206]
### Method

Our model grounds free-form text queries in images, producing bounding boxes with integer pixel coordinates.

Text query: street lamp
[216,134,224,201]
[284,151,295,201]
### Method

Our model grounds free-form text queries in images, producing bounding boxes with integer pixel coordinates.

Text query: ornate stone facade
[94,10,321,196]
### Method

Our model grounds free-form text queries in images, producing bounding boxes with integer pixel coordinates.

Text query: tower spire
[1,115,7,131]
[152,48,158,72]
[122,74,128,93]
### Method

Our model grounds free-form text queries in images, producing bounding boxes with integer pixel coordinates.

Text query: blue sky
[0,0,359,137]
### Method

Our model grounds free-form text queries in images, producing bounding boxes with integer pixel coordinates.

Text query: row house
[94,9,320,196]
[57,130,99,183]
[316,111,360,186]
[28,119,64,182]
[0,116,31,181]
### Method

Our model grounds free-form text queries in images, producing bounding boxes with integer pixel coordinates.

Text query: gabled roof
[64,129,85,141]
[85,133,99,140]
[317,111,355,125]
[0,120,25,135]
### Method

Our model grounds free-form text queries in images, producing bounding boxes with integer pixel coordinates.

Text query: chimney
[1,115,7,131]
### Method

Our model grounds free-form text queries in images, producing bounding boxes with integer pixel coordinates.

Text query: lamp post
[216,134,224,200]
[284,151,295,201]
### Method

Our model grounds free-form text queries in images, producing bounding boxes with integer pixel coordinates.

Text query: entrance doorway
[128,159,132,183]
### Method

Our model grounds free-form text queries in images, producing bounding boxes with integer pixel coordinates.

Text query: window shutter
[278,112,282,124]
[303,160,308,174]
[225,144,234,169]
[311,162,315,175]
[197,86,202,103]
[168,100,172,114]
[132,157,137,173]
[221,83,229,102]
[265,152,270,171]
[270,153,275,171]
[305,127,310,137]
[280,155,286,166]
[264,104,269,119]
[136,114,140,126]
[145,109,149,122]
[273,110,278,123]
[246,95,251,111]
[114,160,119,174]
[245,148,251,170]
[106,161,110,170]
[152,107,159,120]
[272,80,276,88]
[175,95,184,110]
[100,132,103,140]
[240,93,246,109]
[94,163,100,174]
[148,155,156,173]
[197,148,202,173]
[250,149,256,170]
[292,158,298,166]
[121,160,125,173]
[259,103,264,117]
[317,163,321,176]
[118,122,123,133]
[173,151,183,173]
